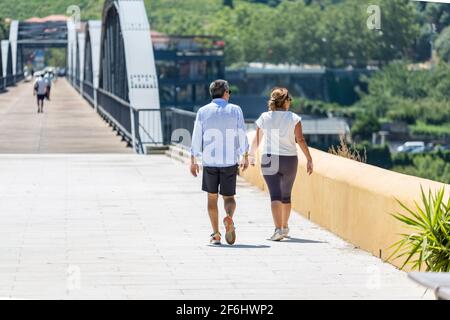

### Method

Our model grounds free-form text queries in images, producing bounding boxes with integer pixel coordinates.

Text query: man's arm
[237,107,249,171]
[190,112,203,177]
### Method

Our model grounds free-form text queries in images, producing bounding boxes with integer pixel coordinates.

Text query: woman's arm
[249,127,264,166]
[295,122,314,175]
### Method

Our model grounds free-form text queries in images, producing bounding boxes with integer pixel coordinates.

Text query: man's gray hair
[209,79,230,99]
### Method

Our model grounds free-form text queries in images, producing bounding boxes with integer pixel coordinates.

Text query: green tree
[393,155,450,184]
[435,26,450,62]
[351,113,381,142]
[223,0,234,9]
[0,17,8,39]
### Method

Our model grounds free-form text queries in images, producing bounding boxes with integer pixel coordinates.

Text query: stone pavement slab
[0,80,131,153]
[0,154,434,300]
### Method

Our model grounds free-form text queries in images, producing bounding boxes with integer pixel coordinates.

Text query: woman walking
[250,88,313,241]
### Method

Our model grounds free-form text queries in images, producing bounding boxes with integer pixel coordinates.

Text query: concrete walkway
[0,154,433,300]
[0,80,131,153]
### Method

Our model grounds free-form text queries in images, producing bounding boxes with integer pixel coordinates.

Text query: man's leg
[221,166,238,245]
[207,193,219,234]
[223,196,236,218]
[223,196,236,245]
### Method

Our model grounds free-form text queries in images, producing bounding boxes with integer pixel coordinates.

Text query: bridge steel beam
[67,20,76,84]
[9,21,19,83]
[67,20,78,86]
[74,36,81,92]
[98,0,162,153]
[77,32,86,96]
[0,42,3,91]
[83,20,102,109]
[1,40,14,87]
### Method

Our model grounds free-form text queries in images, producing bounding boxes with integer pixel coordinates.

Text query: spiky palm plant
[389,186,450,272]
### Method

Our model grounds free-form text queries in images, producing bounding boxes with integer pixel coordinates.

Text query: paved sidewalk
[0,80,131,153]
[0,154,433,300]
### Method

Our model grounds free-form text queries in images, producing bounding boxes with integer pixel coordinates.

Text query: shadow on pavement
[281,237,327,244]
[208,244,271,249]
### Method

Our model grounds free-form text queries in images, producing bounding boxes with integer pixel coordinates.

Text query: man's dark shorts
[202,165,238,196]
[37,94,46,101]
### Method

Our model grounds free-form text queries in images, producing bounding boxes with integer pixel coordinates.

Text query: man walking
[190,80,249,245]
[33,75,47,113]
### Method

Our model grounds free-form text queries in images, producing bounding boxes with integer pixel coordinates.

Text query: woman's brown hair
[268,87,291,111]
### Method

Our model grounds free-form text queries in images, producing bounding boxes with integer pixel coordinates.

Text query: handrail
[97,87,132,109]
[77,84,198,153]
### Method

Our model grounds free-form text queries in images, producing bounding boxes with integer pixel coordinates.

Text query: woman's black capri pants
[261,154,298,204]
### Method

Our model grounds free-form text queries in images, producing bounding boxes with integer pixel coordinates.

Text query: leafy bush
[355,141,392,169]
[351,113,381,142]
[409,121,450,139]
[357,62,450,128]
[292,98,335,117]
[435,26,450,63]
[384,97,418,124]
[389,186,450,272]
[394,157,450,184]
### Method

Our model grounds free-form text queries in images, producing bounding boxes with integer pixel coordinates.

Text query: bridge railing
[82,81,95,106]
[5,75,15,87]
[96,87,197,153]
[74,78,81,93]
[14,74,24,82]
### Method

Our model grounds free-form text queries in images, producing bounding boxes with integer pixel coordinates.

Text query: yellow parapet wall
[241,132,449,269]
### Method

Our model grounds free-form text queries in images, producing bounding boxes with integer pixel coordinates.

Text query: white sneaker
[270,228,284,241]
[282,227,290,238]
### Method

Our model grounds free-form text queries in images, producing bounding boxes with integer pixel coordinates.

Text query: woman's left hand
[307,159,314,175]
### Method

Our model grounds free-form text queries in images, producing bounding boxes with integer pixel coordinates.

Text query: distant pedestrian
[33,75,47,113]
[44,73,52,100]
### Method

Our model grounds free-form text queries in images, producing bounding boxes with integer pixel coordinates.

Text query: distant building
[152,32,225,110]
[227,62,375,119]
[300,115,351,147]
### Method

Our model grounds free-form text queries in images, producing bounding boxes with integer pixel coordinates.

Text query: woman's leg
[262,154,284,230]
[281,203,292,229]
[263,173,283,229]
[280,156,298,229]
[271,201,283,229]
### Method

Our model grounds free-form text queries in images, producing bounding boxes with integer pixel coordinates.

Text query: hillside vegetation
[0,0,427,66]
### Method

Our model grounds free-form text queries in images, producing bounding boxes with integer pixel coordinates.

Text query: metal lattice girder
[1,40,10,78]
[0,44,2,77]
[9,21,18,76]
[67,20,78,82]
[101,0,162,145]
[67,20,76,79]
[88,21,102,90]
[77,32,86,94]
[0,42,3,90]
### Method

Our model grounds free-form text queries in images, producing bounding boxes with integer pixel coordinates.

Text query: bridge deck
[0,154,433,300]
[0,79,132,153]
